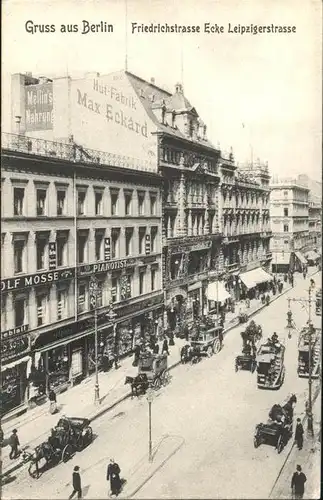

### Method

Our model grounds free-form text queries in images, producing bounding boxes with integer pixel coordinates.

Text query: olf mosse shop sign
[25,82,53,131]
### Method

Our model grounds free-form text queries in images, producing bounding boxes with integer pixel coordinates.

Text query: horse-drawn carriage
[256,335,285,389]
[235,321,262,372]
[254,394,296,453]
[298,327,321,379]
[180,317,223,364]
[125,351,169,396]
[24,416,93,479]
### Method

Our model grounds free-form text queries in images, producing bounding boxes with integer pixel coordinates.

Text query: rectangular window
[120,274,132,300]
[138,191,145,215]
[57,235,67,267]
[77,191,86,216]
[139,269,145,295]
[139,227,146,254]
[77,233,88,264]
[125,228,133,256]
[151,227,158,252]
[57,289,67,320]
[95,232,103,261]
[150,193,157,215]
[111,190,119,216]
[57,190,66,216]
[36,293,48,326]
[96,282,103,308]
[111,228,120,259]
[36,189,47,216]
[13,187,25,216]
[14,296,26,327]
[284,208,289,216]
[36,238,47,270]
[124,191,132,216]
[151,269,156,291]
[284,225,289,232]
[283,191,288,197]
[95,191,103,216]
[78,283,87,313]
[111,277,119,303]
[14,240,25,274]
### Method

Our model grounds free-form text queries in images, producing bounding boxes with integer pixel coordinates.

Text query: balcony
[224,262,239,272]
[2,132,156,173]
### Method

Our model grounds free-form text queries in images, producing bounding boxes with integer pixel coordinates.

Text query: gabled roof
[125,71,217,150]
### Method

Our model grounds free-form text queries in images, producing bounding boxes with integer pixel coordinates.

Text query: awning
[273,252,291,265]
[294,251,307,265]
[305,250,319,261]
[1,355,30,372]
[239,267,273,289]
[207,282,231,302]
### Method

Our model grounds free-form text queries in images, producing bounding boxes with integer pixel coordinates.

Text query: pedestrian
[295,418,304,450]
[303,267,306,279]
[113,344,119,369]
[48,389,58,414]
[69,465,82,499]
[9,429,20,459]
[153,342,159,354]
[107,458,122,497]
[291,274,294,287]
[132,344,140,367]
[218,328,224,348]
[291,465,307,499]
[162,336,169,355]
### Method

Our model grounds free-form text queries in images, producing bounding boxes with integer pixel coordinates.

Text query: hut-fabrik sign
[76,82,148,138]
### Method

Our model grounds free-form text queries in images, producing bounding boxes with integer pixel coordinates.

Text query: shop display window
[118,322,134,356]
[0,363,27,416]
[47,347,69,390]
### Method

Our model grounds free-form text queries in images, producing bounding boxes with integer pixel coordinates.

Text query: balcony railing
[2,132,157,173]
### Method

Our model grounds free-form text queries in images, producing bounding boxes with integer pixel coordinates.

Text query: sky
[2,0,322,181]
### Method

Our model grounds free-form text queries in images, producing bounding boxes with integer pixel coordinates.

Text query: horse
[269,394,297,423]
[124,373,149,397]
[180,344,191,364]
[190,346,201,364]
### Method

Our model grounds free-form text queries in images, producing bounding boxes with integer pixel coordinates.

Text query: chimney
[150,77,155,84]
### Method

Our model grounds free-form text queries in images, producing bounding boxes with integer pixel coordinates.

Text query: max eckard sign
[1,258,136,293]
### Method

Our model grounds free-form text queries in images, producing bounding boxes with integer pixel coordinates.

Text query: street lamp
[286,286,316,436]
[89,276,100,405]
[146,388,154,462]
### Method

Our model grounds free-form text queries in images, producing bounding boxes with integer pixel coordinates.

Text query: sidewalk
[0,339,186,479]
[0,268,318,480]
[269,387,321,499]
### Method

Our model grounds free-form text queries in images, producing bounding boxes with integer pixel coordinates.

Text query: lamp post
[285,284,316,436]
[146,388,154,462]
[89,276,100,405]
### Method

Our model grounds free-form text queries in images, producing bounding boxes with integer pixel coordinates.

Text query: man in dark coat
[107,458,121,496]
[9,429,20,459]
[162,337,169,355]
[295,418,304,450]
[69,465,82,499]
[291,465,307,499]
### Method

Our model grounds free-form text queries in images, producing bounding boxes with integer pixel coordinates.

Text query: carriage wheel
[153,377,161,390]
[277,435,284,454]
[28,461,41,479]
[207,346,213,357]
[253,437,260,448]
[62,444,73,462]
[162,370,170,386]
[213,340,221,354]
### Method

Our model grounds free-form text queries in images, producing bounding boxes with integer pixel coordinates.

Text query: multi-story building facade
[270,179,309,272]
[219,160,272,299]
[1,135,163,415]
[307,194,321,253]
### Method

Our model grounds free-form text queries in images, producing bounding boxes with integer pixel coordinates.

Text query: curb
[0,275,315,480]
[269,385,321,499]
[124,437,185,499]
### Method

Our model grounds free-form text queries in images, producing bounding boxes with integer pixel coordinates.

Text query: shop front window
[0,363,27,417]
[47,347,69,390]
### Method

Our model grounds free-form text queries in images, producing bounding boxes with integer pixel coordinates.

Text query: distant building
[270,179,310,272]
